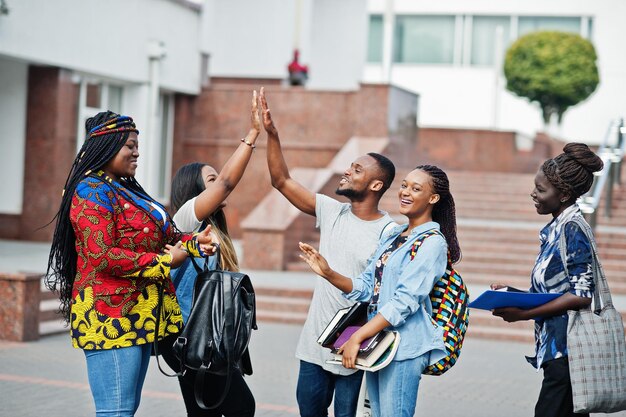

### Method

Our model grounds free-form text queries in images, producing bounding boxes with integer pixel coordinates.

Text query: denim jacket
[345,221,447,363]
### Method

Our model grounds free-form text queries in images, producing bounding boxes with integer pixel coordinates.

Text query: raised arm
[260,87,316,216]
[192,90,262,220]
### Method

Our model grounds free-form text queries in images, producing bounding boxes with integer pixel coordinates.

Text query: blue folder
[468,290,561,310]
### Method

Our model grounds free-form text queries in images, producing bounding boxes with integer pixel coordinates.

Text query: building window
[369,14,590,68]
[155,93,174,201]
[586,17,594,40]
[394,15,456,64]
[367,14,384,63]
[471,16,511,66]
[108,86,123,113]
[76,80,125,150]
[518,16,581,36]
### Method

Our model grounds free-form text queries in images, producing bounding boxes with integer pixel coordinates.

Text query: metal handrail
[579,119,625,229]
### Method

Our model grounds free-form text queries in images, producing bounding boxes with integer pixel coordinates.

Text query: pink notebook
[332,326,379,352]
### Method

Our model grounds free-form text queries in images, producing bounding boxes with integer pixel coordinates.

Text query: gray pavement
[1,239,626,416]
[2,324,625,417]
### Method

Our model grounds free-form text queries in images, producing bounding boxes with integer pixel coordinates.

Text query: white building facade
[362,0,626,145]
[1,0,624,234]
[0,0,204,214]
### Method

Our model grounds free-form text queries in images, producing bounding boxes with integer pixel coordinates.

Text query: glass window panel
[471,16,511,66]
[108,86,123,113]
[158,94,171,198]
[588,18,593,40]
[518,16,581,36]
[367,15,384,63]
[394,15,456,64]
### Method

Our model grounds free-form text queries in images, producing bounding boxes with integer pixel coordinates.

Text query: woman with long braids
[299,164,460,417]
[491,143,604,417]
[156,91,260,416]
[45,111,215,417]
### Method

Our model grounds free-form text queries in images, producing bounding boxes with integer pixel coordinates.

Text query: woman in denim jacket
[300,164,461,417]
[491,143,604,417]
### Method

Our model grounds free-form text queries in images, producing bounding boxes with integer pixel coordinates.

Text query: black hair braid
[541,142,604,201]
[415,164,461,264]
[45,111,137,323]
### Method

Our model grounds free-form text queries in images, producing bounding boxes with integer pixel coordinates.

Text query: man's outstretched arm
[260,87,316,216]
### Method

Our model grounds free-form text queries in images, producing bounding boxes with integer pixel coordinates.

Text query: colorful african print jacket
[69,173,203,350]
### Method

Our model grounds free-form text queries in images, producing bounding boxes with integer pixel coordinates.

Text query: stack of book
[317,302,368,349]
[325,329,400,371]
[318,302,400,372]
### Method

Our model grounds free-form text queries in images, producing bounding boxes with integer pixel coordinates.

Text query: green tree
[504,31,599,125]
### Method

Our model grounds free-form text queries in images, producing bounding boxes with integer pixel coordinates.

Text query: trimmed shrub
[504,31,599,124]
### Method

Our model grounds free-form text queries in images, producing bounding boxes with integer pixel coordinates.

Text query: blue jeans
[366,353,429,417]
[83,344,152,417]
[296,360,363,417]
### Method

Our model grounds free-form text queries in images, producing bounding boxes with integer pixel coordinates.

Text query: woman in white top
[157,90,261,417]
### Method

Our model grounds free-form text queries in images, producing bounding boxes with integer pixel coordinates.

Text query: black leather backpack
[155,246,257,409]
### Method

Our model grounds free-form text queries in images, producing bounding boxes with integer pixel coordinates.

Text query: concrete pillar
[0,272,42,341]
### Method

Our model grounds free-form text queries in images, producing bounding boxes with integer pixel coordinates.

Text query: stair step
[255,310,308,325]
[39,320,67,337]
[465,325,534,343]
[39,298,62,322]
[459,262,532,275]
[460,252,536,264]
[40,289,58,302]
[255,287,313,299]
[286,262,314,272]
[461,272,532,289]
[468,310,535,331]
[256,295,311,314]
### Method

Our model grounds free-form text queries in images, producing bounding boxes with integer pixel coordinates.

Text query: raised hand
[251,90,261,134]
[196,225,219,256]
[260,87,278,137]
[298,242,332,278]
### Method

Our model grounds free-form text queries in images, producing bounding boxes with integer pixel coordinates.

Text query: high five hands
[250,90,261,136]
[260,87,278,137]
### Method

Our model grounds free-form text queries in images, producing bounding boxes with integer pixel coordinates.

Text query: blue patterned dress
[527,204,594,369]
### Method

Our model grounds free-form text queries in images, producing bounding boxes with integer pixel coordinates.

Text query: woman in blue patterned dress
[491,142,604,417]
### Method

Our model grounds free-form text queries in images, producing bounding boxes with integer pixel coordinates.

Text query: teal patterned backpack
[410,230,469,376]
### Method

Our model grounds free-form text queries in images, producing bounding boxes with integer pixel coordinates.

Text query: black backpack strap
[194,257,234,410]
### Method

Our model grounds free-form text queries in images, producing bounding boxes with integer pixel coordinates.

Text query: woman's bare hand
[260,87,278,137]
[196,225,219,256]
[298,242,332,277]
[165,241,188,268]
[250,89,261,135]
